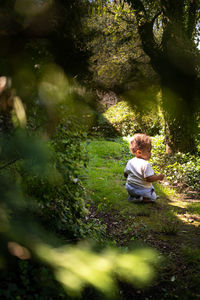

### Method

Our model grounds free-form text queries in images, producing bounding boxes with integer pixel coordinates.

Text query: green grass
[181,246,200,264]
[84,138,177,218]
[83,138,200,299]
[87,140,125,160]
[186,202,200,215]
[157,211,181,234]
[85,140,127,209]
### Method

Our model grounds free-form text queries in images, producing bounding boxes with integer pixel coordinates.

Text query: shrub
[90,113,120,138]
[151,135,200,190]
[101,101,163,137]
[19,118,106,240]
[0,121,106,298]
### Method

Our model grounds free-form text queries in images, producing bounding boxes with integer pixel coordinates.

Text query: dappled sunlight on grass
[85,140,182,239]
[186,202,200,215]
[176,214,200,228]
[85,140,178,215]
[83,138,200,298]
[84,139,200,239]
[154,183,177,199]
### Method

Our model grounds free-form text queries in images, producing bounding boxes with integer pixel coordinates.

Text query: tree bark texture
[127,0,199,153]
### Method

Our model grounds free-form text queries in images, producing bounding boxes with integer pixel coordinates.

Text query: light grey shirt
[125,157,154,189]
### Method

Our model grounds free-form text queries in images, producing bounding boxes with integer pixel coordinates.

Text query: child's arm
[145,174,164,182]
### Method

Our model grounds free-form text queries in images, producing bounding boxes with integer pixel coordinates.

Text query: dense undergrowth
[0,119,101,299]
[151,135,200,191]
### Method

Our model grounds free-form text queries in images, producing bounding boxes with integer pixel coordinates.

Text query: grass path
[84,139,200,299]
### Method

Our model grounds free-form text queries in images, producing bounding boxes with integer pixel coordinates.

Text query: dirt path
[88,190,200,299]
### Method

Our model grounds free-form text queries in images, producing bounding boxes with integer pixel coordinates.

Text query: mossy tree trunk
[127,0,200,153]
[161,74,198,154]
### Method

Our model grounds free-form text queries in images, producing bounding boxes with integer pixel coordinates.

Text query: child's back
[124,133,164,203]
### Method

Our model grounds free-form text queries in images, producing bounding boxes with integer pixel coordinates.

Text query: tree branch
[106,8,136,25]
[132,3,162,62]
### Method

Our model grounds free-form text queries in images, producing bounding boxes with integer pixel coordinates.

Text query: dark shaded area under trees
[0,0,90,78]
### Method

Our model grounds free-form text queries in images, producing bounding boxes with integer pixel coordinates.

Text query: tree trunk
[127,0,199,154]
[161,67,198,153]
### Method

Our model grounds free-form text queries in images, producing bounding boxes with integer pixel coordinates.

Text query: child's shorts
[125,183,157,201]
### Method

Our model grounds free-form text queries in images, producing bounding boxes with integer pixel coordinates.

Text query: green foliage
[86,0,155,90]
[99,101,162,136]
[18,119,106,239]
[126,0,200,153]
[0,260,66,299]
[0,123,105,297]
[90,113,120,138]
[37,242,160,297]
[150,135,200,190]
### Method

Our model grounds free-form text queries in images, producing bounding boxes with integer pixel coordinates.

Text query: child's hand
[158,174,165,181]
[146,174,165,182]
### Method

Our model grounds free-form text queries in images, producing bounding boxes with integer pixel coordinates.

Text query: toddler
[124,133,164,203]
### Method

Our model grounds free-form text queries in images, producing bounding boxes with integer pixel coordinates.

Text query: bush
[0,120,108,298]
[100,101,163,137]
[89,113,120,138]
[18,118,106,240]
[151,135,200,190]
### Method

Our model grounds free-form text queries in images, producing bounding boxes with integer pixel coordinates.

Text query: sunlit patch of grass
[84,139,180,235]
[154,183,177,198]
[85,140,128,210]
[82,137,200,297]
[87,140,124,160]
[186,202,200,216]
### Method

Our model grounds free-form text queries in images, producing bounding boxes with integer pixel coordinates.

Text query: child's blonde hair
[129,133,151,154]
